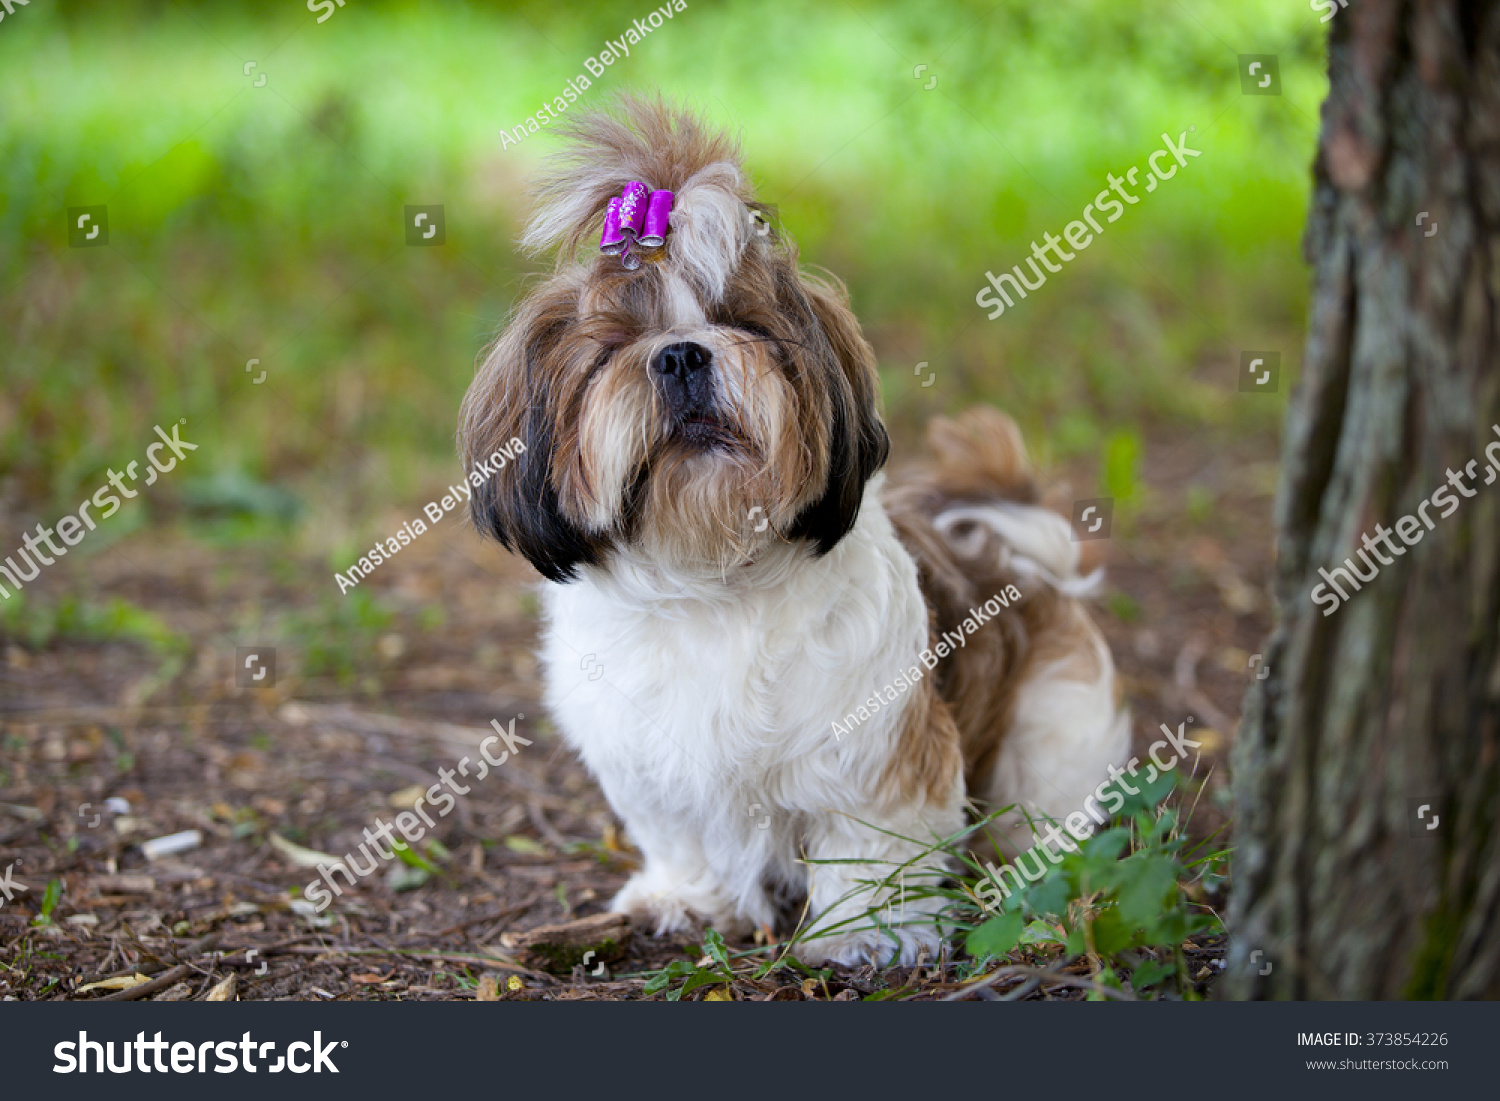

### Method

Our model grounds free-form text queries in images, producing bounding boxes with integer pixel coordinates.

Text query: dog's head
[459,94,888,580]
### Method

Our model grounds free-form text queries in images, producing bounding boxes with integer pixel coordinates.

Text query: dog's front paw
[610,874,699,937]
[610,872,753,939]
[795,921,944,969]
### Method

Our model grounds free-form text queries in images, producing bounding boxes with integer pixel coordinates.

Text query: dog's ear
[786,273,890,555]
[460,291,607,583]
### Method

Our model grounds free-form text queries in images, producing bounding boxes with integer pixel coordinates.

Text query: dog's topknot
[520,93,756,302]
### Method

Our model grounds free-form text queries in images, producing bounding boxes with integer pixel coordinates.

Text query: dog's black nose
[653,341,711,381]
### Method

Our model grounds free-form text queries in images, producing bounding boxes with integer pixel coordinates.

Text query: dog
[459,95,1129,966]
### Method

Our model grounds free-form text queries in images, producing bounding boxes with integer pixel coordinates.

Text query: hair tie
[601,181,674,270]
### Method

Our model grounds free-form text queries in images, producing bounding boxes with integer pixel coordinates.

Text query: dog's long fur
[460,95,1128,965]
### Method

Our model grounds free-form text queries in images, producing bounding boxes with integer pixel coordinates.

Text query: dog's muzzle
[653,341,726,447]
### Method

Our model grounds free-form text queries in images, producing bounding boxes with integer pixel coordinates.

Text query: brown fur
[884,408,1094,807]
[878,676,965,810]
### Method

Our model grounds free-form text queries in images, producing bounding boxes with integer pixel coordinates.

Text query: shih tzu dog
[460,95,1128,966]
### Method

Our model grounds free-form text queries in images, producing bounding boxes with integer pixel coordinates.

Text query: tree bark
[1228,0,1500,999]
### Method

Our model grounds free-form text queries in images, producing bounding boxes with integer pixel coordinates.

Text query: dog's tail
[916,407,1101,597]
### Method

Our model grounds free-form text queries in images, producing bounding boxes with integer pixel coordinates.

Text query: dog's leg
[976,609,1131,854]
[608,805,773,939]
[793,796,963,968]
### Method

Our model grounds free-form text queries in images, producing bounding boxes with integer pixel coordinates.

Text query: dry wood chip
[497,912,631,974]
[203,974,238,1001]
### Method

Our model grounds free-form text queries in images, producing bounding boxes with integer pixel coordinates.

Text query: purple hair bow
[600,181,673,270]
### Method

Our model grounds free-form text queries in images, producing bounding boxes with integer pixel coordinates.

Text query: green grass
[1,0,1323,532]
[0,592,188,655]
[636,768,1227,1000]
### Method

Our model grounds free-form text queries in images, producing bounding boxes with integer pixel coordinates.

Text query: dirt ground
[0,421,1273,1001]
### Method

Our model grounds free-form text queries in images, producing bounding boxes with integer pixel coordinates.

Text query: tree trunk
[1228,0,1500,999]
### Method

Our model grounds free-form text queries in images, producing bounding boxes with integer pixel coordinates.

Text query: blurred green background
[0,0,1323,555]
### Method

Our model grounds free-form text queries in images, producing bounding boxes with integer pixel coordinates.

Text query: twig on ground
[98,964,195,1002]
[1173,634,1231,735]
[943,962,1135,1002]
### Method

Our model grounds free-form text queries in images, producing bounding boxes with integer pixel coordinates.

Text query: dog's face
[460,98,888,580]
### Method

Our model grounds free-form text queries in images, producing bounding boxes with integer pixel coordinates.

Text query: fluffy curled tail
[920,407,1102,597]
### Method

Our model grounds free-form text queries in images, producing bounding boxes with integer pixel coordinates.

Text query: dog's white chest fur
[539,487,938,930]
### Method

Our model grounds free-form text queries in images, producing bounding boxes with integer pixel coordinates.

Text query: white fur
[666,163,748,303]
[662,270,709,329]
[981,616,1131,851]
[575,381,659,529]
[935,503,1103,597]
[542,476,962,965]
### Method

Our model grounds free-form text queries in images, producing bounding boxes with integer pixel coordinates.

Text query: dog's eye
[588,345,618,376]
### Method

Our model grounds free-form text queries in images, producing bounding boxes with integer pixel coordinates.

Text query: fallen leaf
[1216,572,1260,615]
[703,986,733,1001]
[251,795,286,816]
[78,973,152,993]
[1192,727,1225,755]
[476,976,500,1001]
[270,832,342,869]
[602,822,627,853]
[203,975,237,1002]
[350,972,392,984]
[1219,646,1252,673]
[388,785,425,809]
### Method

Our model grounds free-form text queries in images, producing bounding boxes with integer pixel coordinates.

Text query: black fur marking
[787,385,890,556]
[468,389,609,584]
